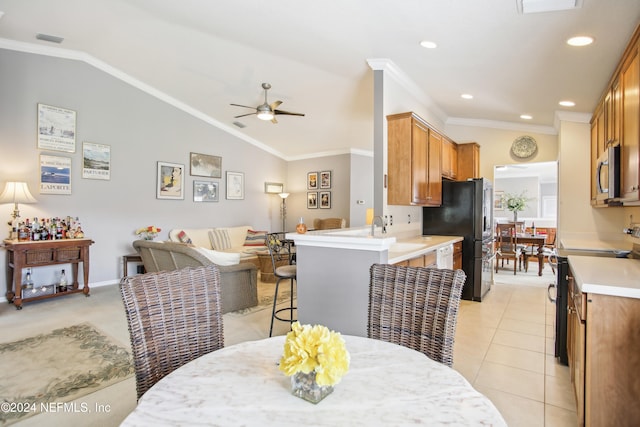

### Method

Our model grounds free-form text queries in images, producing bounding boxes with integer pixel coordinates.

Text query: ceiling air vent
[36,33,64,44]
[517,0,583,14]
[233,121,247,129]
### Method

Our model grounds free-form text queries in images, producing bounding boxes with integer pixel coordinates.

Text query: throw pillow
[244,229,268,247]
[177,230,193,244]
[193,247,240,266]
[209,229,232,251]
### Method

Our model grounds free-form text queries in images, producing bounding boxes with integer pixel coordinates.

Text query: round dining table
[121,335,507,426]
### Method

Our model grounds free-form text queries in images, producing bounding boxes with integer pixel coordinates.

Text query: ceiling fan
[230,83,305,124]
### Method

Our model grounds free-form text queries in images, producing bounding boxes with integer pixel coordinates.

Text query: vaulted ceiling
[0,0,638,159]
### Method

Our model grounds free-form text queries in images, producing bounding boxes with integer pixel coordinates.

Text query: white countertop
[561,237,633,253]
[568,255,640,299]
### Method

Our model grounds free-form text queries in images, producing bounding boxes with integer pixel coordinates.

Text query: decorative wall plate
[511,135,537,158]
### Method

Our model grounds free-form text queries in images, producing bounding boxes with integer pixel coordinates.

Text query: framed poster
[190,152,222,178]
[307,172,318,190]
[494,190,505,210]
[226,171,244,200]
[40,154,72,194]
[320,170,331,189]
[307,192,318,209]
[157,161,185,200]
[194,180,219,202]
[37,103,76,152]
[82,142,111,180]
[320,191,331,209]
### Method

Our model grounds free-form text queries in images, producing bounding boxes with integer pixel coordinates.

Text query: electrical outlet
[389,215,393,226]
[408,214,411,224]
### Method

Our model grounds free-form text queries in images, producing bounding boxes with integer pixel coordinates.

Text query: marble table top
[121,335,507,426]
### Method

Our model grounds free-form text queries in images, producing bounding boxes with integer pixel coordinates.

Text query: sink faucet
[371,215,387,235]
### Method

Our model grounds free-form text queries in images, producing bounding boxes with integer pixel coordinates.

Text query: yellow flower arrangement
[279,322,350,387]
[135,226,161,240]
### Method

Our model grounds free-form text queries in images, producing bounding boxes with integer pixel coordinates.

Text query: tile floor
[1,264,577,426]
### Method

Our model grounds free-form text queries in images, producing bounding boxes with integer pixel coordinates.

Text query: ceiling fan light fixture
[257,110,274,121]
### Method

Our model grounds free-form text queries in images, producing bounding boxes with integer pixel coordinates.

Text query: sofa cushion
[209,229,232,250]
[193,247,240,266]
[244,229,268,246]
[168,228,213,249]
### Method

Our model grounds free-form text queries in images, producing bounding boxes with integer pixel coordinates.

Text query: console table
[3,238,94,309]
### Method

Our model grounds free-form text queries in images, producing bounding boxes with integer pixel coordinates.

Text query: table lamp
[278,192,289,233]
[0,181,37,239]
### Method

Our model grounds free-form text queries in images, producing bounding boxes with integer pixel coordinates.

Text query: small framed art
[40,154,71,194]
[320,171,331,189]
[82,142,110,180]
[37,103,76,153]
[320,191,331,209]
[307,192,318,209]
[194,180,219,202]
[190,152,222,178]
[264,182,284,194]
[226,171,244,200]
[157,161,185,200]
[307,172,318,190]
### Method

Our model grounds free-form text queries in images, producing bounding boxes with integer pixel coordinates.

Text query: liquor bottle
[22,268,34,290]
[531,222,536,235]
[59,269,67,292]
[40,219,49,240]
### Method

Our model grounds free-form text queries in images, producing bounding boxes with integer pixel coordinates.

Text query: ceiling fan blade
[270,100,282,110]
[234,112,257,118]
[230,103,257,110]
[274,109,305,117]
[271,116,278,124]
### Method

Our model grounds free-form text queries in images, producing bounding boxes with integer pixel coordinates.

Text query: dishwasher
[436,244,454,269]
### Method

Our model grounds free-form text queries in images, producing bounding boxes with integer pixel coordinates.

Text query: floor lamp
[278,192,289,233]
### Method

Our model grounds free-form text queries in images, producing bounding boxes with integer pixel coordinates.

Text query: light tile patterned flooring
[453,265,578,426]
[1,265,577,426]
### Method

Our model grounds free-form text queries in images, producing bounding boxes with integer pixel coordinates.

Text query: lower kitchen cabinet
[394,251,437,268]
[567,266,640,426]
[453,241,463,270]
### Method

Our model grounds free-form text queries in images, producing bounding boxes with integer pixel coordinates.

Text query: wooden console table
[3,238,94,309]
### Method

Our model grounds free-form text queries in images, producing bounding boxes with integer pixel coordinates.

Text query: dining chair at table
[119,265,224,400]
[495,222,525,274]
[367,264,466,367]
[266,232,297,337]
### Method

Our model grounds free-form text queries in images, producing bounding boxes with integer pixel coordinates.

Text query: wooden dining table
[121,335,507,426]
[517,234,548,276]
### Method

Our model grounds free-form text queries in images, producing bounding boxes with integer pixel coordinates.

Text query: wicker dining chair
[119,265,224,400]
[368,264,466,367]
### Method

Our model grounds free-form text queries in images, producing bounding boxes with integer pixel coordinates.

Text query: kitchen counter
[560,236,633,255]
[568,255,640,299]
[386,235,463,264]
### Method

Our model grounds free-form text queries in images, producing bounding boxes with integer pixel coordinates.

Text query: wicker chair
[368,264,466,367]
[266,232,297,337]
[313,218,347,230]
[120,265,224,400]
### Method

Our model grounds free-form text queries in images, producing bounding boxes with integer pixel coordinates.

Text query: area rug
[227,279,295,317]
[0,323,134,426]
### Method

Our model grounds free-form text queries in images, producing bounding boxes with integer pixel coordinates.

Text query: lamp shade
[278,192,290,199]
[0,182,37,205]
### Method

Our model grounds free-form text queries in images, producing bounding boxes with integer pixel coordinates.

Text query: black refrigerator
[422,178,494,301]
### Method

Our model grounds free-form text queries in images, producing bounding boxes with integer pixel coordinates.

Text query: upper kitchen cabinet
[441,136,458,180]
[457,142,481,181]
[387,112,442,206]
[591,24,640,206]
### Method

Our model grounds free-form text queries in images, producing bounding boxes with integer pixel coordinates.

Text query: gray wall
[0,49,292,286]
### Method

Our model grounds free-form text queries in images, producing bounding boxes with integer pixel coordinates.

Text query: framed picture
[307,172,318,190]
[40,154,72,194]
[307,192,318,209]
[82,142,110,180]
[37,103,76,153]
[226,171,244,200]
[320,191,331,209]
[157,161,185,200]
[264,182,284,194]
[190,152,222,178]
[494,190,505,210]
[193,180,219,202]
[320,171,331,189]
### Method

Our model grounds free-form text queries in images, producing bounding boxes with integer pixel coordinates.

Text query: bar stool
[266,232,297,336]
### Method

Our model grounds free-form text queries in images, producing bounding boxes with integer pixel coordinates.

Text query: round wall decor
[511,135,537,158]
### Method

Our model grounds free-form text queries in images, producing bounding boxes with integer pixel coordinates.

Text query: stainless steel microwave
[595,144,620,202]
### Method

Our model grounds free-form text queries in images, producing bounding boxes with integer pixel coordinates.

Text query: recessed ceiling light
[461,94,473,100]
[567,36,594,47]
[559,100,576,107]
[420,40,437,49]
[518,0,582,14]
[520,114,533,120]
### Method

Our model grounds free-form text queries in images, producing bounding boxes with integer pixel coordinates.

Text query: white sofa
[168,225,267,268]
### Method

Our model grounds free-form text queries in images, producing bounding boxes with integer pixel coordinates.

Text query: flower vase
[296,217,307,234]
[143,232,157,240]
[513,211,518,223]
[291,371,333,404]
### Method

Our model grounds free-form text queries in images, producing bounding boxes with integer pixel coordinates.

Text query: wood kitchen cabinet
[387,112,442,206]
[590,105,605,206]
[567,266,640,426]
[453,241,463,270]
[457,142,480,181]
[441,136,458,180]
[394,251,437,268]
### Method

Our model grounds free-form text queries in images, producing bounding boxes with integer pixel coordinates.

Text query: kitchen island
[286,227,462,336]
